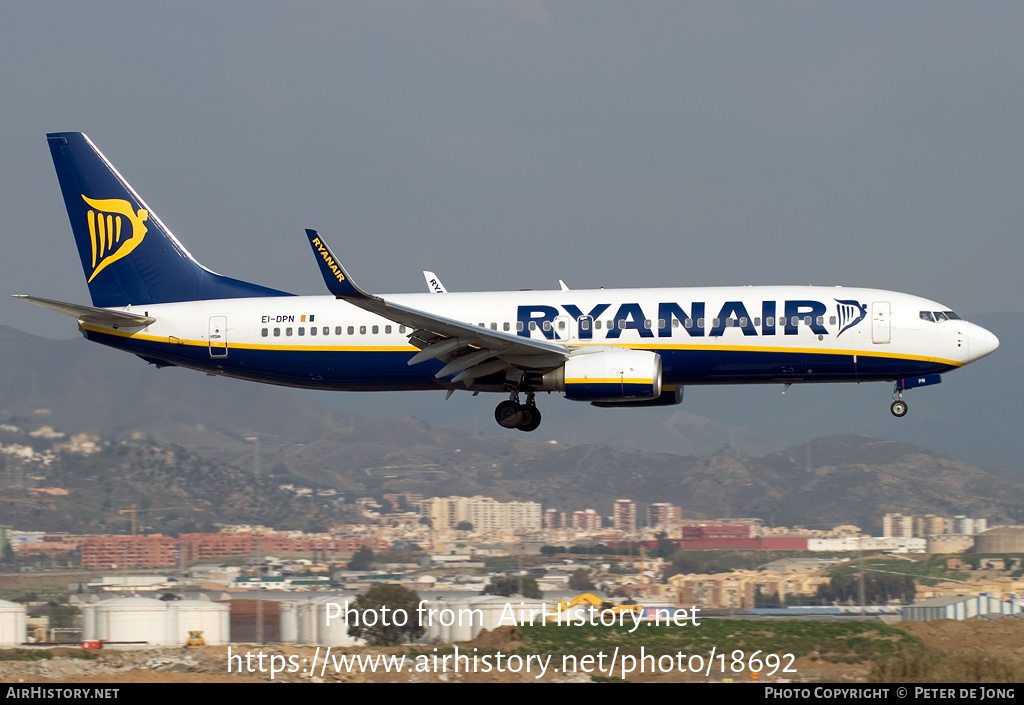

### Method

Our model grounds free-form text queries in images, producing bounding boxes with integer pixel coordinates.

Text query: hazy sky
[1,3,1021,463]
[4,2,1022,334]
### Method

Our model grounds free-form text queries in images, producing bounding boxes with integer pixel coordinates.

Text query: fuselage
[79,285,998,393]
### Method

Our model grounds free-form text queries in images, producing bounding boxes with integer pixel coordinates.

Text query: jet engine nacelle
[591,387,682,408]
[541,349,662,402]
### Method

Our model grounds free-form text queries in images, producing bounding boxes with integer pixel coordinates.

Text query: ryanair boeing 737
[18,133,1000,432]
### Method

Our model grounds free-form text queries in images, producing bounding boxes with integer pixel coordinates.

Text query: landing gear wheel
[495,400,523,428]
[517,405,542,432]
[890,400,908,417]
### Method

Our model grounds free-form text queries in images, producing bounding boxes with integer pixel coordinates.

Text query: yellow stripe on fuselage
[565,378,654,385]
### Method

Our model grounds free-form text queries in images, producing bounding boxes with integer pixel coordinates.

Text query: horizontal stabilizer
[13,295,155,327]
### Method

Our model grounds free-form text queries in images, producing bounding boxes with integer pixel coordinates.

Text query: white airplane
[18,133,999,432]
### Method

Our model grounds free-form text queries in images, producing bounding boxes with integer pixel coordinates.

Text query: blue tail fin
[47,132,291,307]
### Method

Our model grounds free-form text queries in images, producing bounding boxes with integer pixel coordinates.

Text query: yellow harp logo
[81,195,149,282]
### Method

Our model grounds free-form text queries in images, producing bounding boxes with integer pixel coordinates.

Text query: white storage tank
[0,599,26,646]
[92,597,173,645]
[279,601,298,645]
[169,600,230,645]
[312,595,364,647]
[81,603,96,642]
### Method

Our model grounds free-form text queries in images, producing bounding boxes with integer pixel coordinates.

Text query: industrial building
[902,595,1024,621]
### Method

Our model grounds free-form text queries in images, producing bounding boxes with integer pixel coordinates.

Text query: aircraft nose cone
[969,323,999,362]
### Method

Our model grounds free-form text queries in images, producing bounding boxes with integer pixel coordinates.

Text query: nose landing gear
[890,385,908,417]
[494,391,542,431]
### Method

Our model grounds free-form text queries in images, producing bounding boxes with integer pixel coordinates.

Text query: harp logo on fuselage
[81,195,148,282]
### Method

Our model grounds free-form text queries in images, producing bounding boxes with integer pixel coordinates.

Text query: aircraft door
[871,302,890,344]
[552,315,575,342]
[209,316,228,357]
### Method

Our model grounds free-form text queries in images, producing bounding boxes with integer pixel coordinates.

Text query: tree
[482,574,543,599]
[348,546,375,571]
[346,584,424,646]
[455,521,473,531]
[568,568,595,592]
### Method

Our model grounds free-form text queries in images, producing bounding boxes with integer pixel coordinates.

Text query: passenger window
[360,325,366,334]
[558,320,566,330]
[643,319,652,329]
[684,318,692,329]
[803,316,811,326]
[712,318,720,328]
[385,325,392,334]
[580,319,590,330]
[286,327,293,336]
[725,318,734,328]
[347,326,354,335]
[310,327,317,336]
[529,321,537,331]
[491,322,498,330]
[617,320,626,330]
[816,316,824,326]
[606,320,613,329]
[830,316,837,325]
[697,317,705,328]
[658,318,666,329]
[399,326,406,333]
[261,328,268,337]
[595,320,602,329]
[766,316,774,327]
[372,325,379,334]
[324,327,330,335]
[298,327,305,336]
[274,328,281,337]
[753,317,761,326]
[503,322,510,331]
[516,321,524,332]
[739,317,748,327]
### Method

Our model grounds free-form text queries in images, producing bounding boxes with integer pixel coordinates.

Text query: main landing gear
[890,384,908,417]
[494,391,542,432]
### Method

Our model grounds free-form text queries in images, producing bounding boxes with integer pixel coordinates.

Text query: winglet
[304,229,365,299]
[423,271,448,294]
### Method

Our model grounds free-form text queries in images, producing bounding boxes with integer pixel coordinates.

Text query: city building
[613,499,637,532]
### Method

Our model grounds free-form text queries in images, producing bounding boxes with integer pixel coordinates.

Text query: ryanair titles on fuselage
[516,298,867,340]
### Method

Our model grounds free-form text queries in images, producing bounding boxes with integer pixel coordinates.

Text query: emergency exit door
[209,316,228,357]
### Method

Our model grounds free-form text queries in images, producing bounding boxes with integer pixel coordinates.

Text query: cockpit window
[943,311,960,320]
[934,311,949,322]
[920,311,935,322]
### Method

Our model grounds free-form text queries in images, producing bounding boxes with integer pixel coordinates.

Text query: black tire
[517,405,542,432]
[890,400,908,417]
[495,400,523,428]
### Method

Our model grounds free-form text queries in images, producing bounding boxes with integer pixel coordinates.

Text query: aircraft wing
[304,230,569,386]
[13,295,155,327]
